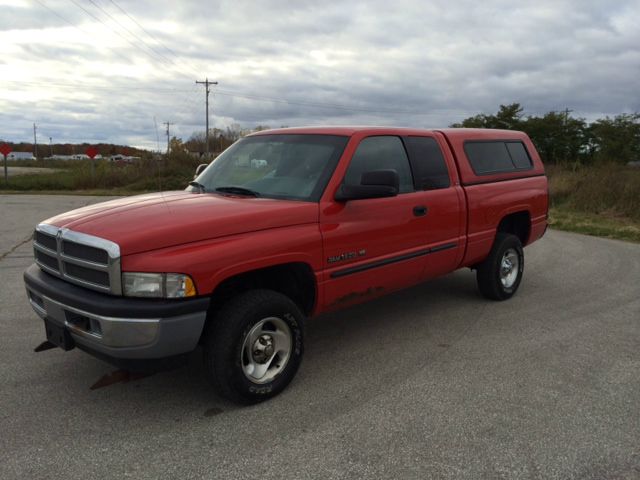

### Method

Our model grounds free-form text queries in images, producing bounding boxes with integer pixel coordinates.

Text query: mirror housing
[194,163,208,178]
[334,169,399,202]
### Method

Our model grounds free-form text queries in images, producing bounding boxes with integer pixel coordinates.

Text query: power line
[31,0,133,65]
[107,0,203,77]
[31,3,461,117]
[16,5,487,122]
[28,4,478,119]
[108,0,179,56]
[66,0,192,77]
[73,0,205,116]
[64,0,203,106]
[85,0,178,68]
[32,0,205,132]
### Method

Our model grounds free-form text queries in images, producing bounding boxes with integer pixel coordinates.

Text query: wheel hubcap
[252,334,275,363]
[499,249,520,289]
[241,317,292,384]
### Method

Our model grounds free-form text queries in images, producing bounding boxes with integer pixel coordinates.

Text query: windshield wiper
[215,186,260,197]
[188,181,207,193]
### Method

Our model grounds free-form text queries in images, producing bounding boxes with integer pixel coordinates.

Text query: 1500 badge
[327,249,366,264]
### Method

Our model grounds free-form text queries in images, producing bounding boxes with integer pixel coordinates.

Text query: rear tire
[203,289,304,404]
[476,233,524,301]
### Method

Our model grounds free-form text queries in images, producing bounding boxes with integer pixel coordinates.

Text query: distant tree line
[451,104,640,165]
[184,124,273,158]
[5,106,637,166]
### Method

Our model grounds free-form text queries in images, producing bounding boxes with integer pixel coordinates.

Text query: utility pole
[33,123,38,160]
[561,108,573,164]
[163,122,172,153]
[195,78,218,158]
[49,137,53,157]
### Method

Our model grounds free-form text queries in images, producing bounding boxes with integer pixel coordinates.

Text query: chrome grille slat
[33,224,122,295]
[33,242,58,257]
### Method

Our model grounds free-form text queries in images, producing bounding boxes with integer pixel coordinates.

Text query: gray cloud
[1,0,638,149]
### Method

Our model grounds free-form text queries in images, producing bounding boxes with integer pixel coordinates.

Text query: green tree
[169,136,188,154]
[524,112,589,165]
[588,114,640,164]
[451,103,524,129]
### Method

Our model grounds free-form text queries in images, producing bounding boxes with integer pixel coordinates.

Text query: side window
[405,136,451,190]
[464,141,532,175]
[344,136,414,193]
[505,142,532,169]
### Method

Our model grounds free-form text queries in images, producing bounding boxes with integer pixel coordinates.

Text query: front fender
[120,223,323,296]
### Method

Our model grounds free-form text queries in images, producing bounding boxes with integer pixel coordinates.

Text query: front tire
[476,233,524,301]
[203,289,304,404]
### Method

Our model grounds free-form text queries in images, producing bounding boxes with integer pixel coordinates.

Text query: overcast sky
[1,0,639,150]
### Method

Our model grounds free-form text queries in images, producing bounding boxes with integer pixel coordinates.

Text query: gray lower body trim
[26,288,207,360]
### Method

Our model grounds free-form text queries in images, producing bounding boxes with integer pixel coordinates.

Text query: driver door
[320,135,430,310]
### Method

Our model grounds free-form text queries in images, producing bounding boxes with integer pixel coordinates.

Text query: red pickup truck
[24,127,548,403]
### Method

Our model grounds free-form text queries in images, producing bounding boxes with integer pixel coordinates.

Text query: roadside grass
[549,207,640,243]
[547,163,640,221]
[547,164,640,243]
[0,156,198,193]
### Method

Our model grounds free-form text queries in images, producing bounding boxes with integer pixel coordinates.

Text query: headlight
[122,272,197,298]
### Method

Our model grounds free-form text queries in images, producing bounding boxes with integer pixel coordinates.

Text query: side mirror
[194,163,208,179]
[335,169,399,202]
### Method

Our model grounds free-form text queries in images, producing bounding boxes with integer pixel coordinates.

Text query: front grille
[35,231,57,251]
[33,224,122,295]
[35,249,59,271]
[62,240,109,264]
[64,263,110,286]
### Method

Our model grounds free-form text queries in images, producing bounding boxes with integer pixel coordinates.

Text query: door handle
[413,205,428,217]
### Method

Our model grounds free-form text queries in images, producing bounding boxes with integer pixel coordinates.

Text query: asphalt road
[1,194,639,480]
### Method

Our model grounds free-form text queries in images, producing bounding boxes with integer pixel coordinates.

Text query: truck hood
[44,191,319,256]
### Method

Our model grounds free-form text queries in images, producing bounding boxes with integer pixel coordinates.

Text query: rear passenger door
[403,135,465,280]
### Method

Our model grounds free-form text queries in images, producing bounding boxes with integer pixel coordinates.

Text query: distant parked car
[8,152,36,161]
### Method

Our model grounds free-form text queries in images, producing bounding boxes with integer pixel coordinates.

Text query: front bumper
[24,264,209,367]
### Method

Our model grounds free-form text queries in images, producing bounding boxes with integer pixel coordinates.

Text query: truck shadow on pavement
[62,270,483,419]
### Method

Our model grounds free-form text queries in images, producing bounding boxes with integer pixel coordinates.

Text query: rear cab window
[404,136,451,190]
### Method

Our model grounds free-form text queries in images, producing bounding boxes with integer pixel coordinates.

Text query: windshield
[191,134,349,201]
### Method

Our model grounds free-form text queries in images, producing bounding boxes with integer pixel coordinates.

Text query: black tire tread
[476,233,524,301]
[203,289,304,404]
